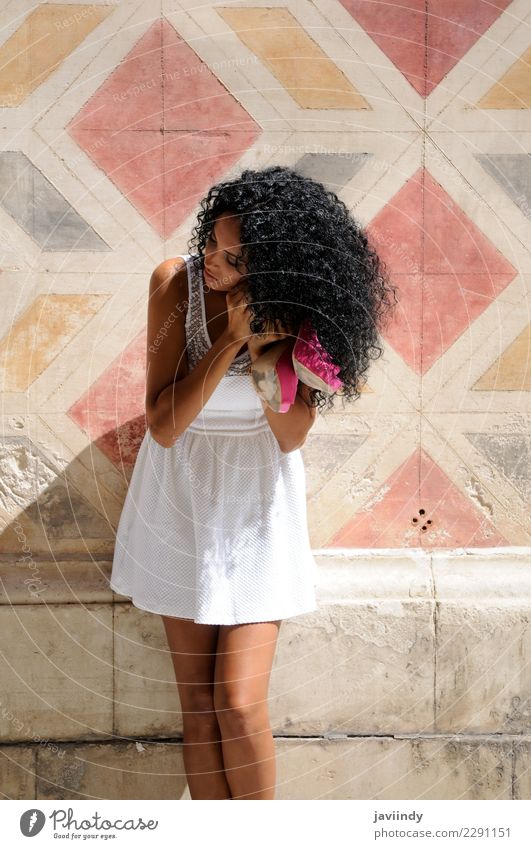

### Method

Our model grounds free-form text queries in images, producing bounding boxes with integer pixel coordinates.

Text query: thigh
[214,620,282,708]
[162,616,220,713]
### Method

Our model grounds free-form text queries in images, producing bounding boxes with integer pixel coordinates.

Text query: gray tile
[466,432,531,500]
[294,151,371,191]
[476,153,531,219]
[0,151,110,250]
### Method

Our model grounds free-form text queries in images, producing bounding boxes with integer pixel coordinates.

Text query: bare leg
[162,616,232,800]
[214,620,282,799]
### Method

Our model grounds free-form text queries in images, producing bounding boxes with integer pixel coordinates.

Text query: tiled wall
[1,1,530,557]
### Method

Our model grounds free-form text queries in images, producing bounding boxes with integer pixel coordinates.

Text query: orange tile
[0,4,114,106]
[218,6,369,109]
[478,45,531,109]
[473,322,531,391]
[0,294,108,391]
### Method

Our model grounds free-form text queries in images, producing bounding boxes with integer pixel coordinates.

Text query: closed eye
[208,230,240,268]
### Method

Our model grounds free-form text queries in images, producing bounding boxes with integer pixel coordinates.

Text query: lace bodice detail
[182,254,252,376]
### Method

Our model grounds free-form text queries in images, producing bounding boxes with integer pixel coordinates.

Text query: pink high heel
[250,319,343,413]
[291,318,343,393]
[250,338,298,413]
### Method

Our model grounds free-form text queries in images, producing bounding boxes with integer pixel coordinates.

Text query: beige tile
[185,0,416,132]
[422,283,531,414]
[478,45,531,108]
[427,2,531,133]
[0,4,113,107]
[306,414,420,547]
[1,294,108,393]
[217,7,368,111]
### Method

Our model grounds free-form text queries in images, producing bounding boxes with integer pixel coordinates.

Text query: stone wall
[1,550,530,799]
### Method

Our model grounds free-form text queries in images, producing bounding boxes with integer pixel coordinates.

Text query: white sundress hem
[110,583,318,625]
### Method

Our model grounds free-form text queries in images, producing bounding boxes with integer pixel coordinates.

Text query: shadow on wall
[0,431,192,799]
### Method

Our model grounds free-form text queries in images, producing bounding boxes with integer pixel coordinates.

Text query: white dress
[109,253,318,625]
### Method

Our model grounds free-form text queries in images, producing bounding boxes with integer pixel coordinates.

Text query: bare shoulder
[149,256,188,300]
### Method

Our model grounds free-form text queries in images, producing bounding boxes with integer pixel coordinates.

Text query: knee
[213,686,269,734]
[180,686,218,733]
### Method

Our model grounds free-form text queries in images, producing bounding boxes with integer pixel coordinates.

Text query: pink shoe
[250,338,298,413]
[292,318,343,393]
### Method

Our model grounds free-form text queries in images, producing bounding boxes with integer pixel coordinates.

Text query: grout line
[2,733,528,747]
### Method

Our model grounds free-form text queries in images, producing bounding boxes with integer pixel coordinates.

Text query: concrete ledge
[1,736,529,800]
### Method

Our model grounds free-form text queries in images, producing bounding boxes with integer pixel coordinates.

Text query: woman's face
[203,210,249,293]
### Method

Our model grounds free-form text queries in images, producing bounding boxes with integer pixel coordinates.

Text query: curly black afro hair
[187,164,397,412]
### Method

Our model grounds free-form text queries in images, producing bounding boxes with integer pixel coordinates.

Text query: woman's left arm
[246,325,317,453]
[258,379,317,453]
[260,381,317,454]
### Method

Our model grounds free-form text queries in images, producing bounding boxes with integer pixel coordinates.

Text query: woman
[110,165,396,799]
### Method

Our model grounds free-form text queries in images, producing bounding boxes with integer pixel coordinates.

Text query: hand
[225,281,254,348]
[225,283,293,356]
[247,323,294,361]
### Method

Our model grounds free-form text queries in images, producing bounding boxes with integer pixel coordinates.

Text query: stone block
[276,736,513,800]
[0,604,113,742]
[433,551,531,733]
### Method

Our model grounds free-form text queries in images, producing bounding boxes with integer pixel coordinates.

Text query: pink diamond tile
[367,167,517,373]
[329,448,507,548]
[67,19,165,233]
[69,128,165,235]
[368,167,425,272]
[162,130,259,237]
[379,274,423,373]
[67,328,147,467]
[161,19,258,133]
[426,0,512,97]
[339,0,426,96]
[339,0,511,97]
[422,170,516,276]
[67,21,163,132]
[420,273,515,373]
[418,448,507,546]
[67,18,261,239]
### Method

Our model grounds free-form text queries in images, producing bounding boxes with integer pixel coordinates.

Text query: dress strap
[184,254,252,376]
[184,255,210,372]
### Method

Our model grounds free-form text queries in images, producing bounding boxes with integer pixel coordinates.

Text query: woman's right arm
[145,259,244,448]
